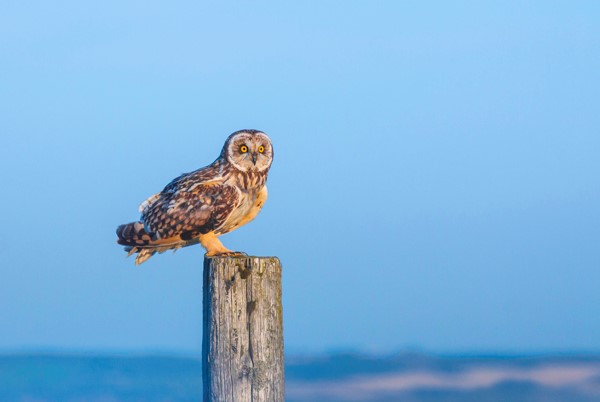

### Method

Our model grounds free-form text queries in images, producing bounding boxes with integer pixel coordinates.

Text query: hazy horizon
[3,353,600,401]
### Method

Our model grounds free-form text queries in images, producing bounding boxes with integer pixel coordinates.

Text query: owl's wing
[140,170,239,240]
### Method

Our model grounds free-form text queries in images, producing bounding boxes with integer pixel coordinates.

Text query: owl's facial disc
[224,130,273,172]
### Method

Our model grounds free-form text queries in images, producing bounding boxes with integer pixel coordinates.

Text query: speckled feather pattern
[116,130,273,264]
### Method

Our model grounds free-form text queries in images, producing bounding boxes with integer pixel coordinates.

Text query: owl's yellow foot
[200,232,247,257]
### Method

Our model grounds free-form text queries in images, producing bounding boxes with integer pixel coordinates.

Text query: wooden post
[202,256,284,402]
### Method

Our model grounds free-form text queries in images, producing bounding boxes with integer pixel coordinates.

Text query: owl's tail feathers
[116,221,156,265]
[116,221,151,246]
[117,221,187,265]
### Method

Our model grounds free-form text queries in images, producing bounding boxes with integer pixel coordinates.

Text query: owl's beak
[251,153,257,165]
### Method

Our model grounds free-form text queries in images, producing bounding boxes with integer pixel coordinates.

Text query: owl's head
[222,129,274,173]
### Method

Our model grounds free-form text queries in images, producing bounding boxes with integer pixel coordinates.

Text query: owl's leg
[199,232,246,257]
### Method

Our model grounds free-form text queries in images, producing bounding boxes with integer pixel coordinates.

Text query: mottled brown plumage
[116,130,273,264]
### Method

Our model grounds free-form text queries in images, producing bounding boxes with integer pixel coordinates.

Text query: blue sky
[1,1,599,355]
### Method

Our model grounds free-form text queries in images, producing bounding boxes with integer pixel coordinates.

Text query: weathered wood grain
[202,256,284,402]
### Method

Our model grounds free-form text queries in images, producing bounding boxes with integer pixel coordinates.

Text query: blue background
[1,1,599,355]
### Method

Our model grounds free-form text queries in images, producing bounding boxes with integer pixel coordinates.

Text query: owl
[116,129,274,265]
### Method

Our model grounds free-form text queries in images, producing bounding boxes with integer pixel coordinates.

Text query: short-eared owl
[116,129,273,265]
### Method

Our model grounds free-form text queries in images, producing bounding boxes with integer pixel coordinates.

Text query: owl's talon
[223,251,248,257]
[206,251,247,257]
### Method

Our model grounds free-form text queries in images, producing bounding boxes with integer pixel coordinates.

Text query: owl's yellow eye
[240,145,248,153]
[258,145,265,153]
